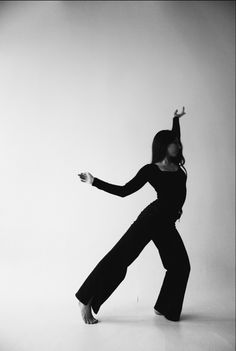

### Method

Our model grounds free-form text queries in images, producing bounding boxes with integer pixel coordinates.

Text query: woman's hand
[78,172,94,185]
[174,106,186,118]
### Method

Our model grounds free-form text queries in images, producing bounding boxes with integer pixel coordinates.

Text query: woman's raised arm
[171,106,186,140]
[172,116,181,140]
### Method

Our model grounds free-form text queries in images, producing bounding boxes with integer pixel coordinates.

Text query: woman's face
[167,137,181,157]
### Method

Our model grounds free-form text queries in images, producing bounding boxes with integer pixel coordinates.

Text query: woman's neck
[159,156,177,166]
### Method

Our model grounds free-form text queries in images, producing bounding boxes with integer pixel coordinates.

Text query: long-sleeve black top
[91,117,186,212]
[172,116,181,140]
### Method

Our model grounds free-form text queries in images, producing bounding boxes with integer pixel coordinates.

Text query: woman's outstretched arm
[91,164,149,197]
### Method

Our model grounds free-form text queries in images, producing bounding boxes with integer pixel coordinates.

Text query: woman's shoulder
[135,163,153,175]
[141,163,155,173]
[143,163,153,169]
[143,163,157,169]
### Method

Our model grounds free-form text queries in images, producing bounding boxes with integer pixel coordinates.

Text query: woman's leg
[152,221,191,321]
[75,207,155,315]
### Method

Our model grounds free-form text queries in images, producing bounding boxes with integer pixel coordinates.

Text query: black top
[91,117,186,212]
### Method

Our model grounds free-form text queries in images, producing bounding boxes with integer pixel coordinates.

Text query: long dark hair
[150,129,187,176]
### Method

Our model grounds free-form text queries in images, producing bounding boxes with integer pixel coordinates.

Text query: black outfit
[75,117,191,321]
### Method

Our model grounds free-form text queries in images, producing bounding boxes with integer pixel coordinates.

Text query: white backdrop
[0,1,234,349]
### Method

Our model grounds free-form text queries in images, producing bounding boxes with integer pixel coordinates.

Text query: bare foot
[78,299,99,324]
[154,308,163,315]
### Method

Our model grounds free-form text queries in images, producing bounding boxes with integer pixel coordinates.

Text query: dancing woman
[75,106,191,324]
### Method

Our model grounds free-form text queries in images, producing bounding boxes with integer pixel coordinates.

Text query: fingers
[78,172,87,181]
[175,106,186,117]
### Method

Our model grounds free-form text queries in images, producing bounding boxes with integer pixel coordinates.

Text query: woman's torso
[148,163,187,213]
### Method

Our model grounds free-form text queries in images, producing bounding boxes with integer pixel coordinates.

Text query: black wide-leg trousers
[75,200,191,321]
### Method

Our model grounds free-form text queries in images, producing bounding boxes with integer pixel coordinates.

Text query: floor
[1,293,234,351]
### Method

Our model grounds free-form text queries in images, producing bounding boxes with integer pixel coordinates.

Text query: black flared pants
[75,200,191,321]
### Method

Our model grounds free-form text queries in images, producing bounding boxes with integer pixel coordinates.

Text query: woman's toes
[79,303,98,324]
[87,316,98,324]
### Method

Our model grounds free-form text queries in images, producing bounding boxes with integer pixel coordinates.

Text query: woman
[75,106,191,324]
